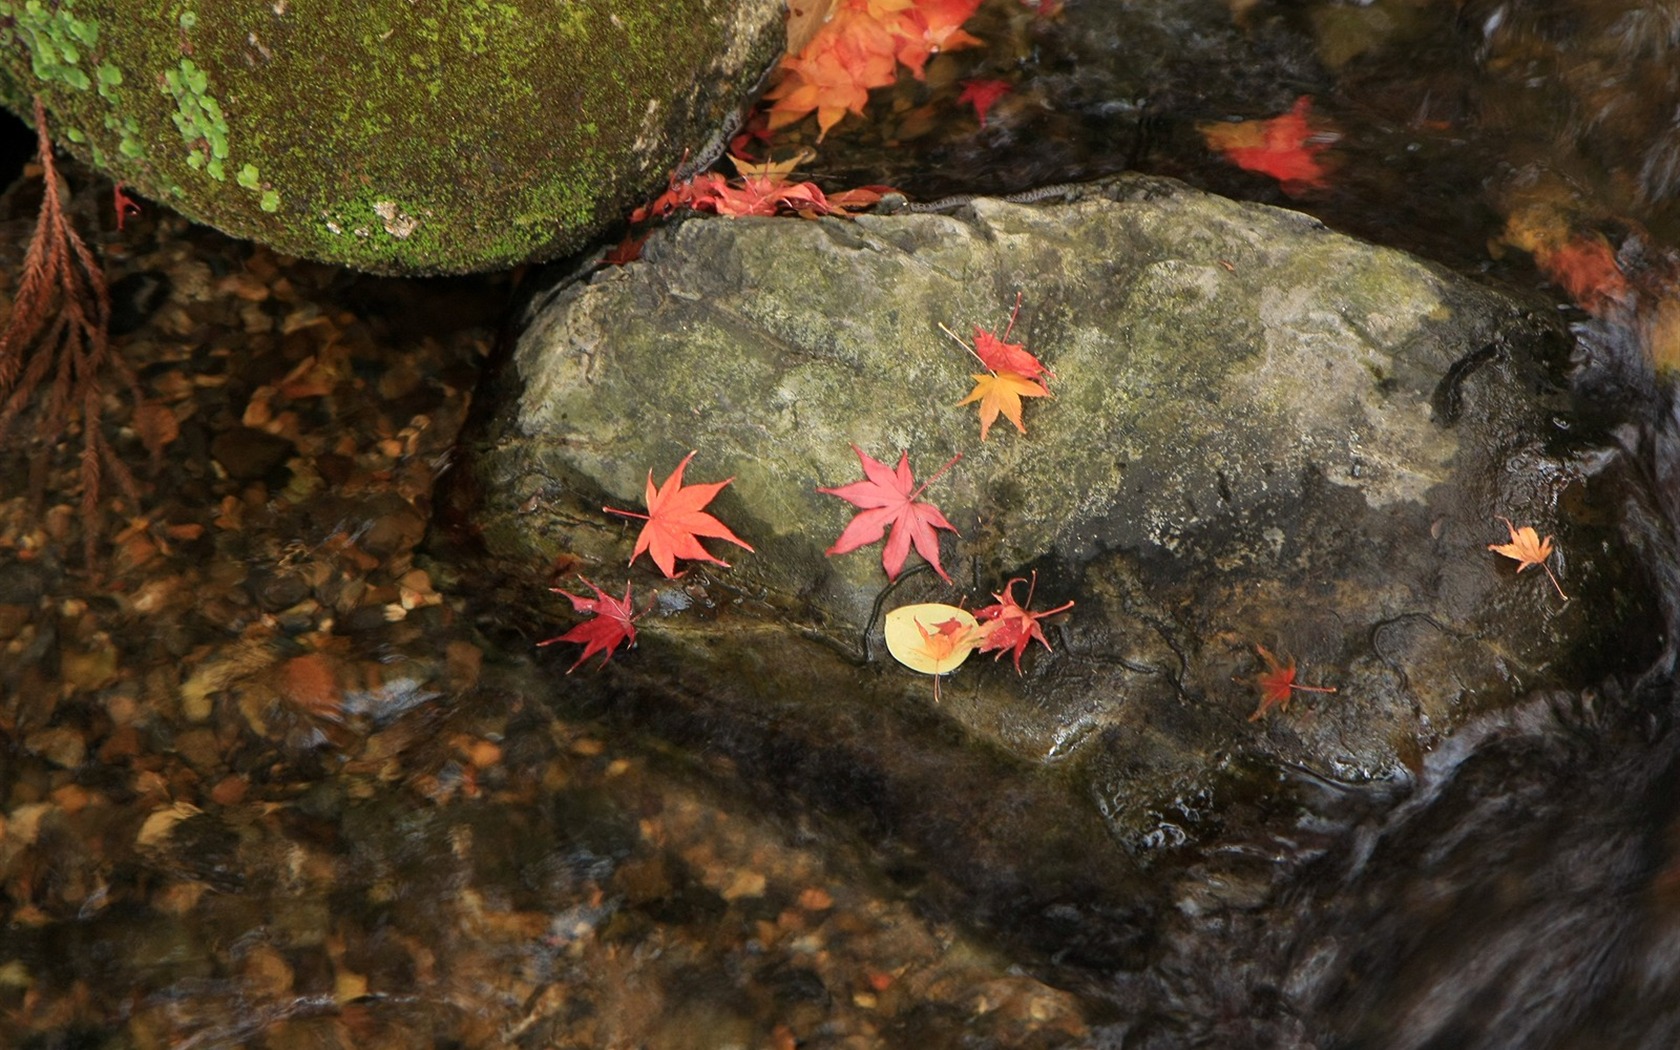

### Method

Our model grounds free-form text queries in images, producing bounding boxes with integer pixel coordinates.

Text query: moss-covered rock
[463,176,1658,852]
[0,0,783,274]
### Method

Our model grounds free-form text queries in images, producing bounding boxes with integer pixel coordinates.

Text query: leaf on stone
[1488,515,1568,600]
[971,572,1073,672]
[538,576,639,673]
[970,325,1048,381]
[884,603,978,674]
[942,298,1052,439]
[605,451,754,579]
[818,445,961,582]
[1198,95,1335,195]
[1246,645,1336,721]
[958,370,1049,440]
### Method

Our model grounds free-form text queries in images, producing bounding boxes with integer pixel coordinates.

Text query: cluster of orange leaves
[767,0,985,140]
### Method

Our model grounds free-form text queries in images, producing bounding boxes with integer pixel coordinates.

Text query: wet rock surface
[469,174,1658,858]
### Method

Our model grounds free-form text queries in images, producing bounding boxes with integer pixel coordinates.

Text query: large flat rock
[463,176,1651,856]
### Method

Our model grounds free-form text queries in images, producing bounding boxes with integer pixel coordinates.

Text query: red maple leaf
[818,445,962,582]
[964,294,1049,379]
[1246,645,1336,721]
[972,572,1074,672]
[1199,96,1335,195]
[604,451,755,578]
[537,576,639,672]
[957,78,1011,127]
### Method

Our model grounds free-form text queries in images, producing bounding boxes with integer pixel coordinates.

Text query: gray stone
[466,175,1648,848]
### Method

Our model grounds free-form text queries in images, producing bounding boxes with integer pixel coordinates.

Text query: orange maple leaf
[971,572,1074,672]
[1246,645,1337,721]
[538,576,639,672]
[818,445,961,582]
[765,0,985,139]
[604,451,755,578]
[913,615,975,666]
[958,371,1049,440]
[1537,235,1631,316]
[1199,96,1335,195]
[1488,516,1568,600]
[913,615,975,702]
[893,0,984,79]
[766,21,895,138]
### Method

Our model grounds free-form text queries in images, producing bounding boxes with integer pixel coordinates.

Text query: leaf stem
[910,452,963,501]
[603,506,650,521]
[938,321,990,371]
[1541,562,1569,600]
[1001,290,1023,341]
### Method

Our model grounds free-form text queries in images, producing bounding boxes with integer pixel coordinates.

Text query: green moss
[2,0,100,92]
[162,57,228,180]
[0,0,785,273]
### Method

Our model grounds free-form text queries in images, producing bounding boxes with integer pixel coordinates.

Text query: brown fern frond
[0,95,161,568]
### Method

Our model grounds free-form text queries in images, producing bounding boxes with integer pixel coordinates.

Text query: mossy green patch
[0,0,785,274]
[3,0,100,92]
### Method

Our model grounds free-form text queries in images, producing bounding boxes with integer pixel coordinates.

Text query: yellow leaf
[884,603,978,675]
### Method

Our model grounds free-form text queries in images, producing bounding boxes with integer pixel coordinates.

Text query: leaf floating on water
[1198,95,1335,196]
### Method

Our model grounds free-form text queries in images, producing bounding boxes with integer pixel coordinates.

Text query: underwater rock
[466,175,1654,857]
[0,0,783,274]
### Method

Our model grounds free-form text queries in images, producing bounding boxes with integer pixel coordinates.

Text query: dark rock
[462,175,1653,865]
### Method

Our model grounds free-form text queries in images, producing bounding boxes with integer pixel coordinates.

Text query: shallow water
[5,0,1680,1047]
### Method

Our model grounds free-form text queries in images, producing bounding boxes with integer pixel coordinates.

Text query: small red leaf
[971,572,1073,672]
[538,576,639,672]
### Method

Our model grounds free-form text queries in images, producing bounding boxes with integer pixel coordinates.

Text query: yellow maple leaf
[957,370,1049,440]
[1487,516,1568,600]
